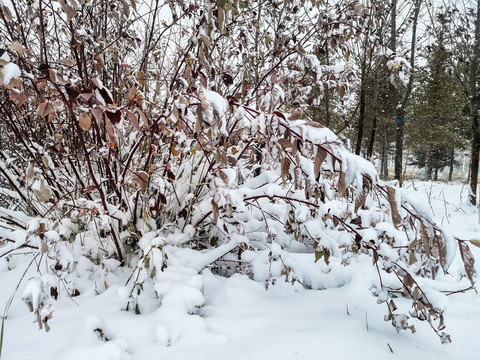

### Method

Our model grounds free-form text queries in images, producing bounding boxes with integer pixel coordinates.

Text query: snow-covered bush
[0,0,475,344]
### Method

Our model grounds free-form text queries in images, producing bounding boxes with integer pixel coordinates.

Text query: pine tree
[407,22,467,180]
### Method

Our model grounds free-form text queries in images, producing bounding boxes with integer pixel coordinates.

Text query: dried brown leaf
[1,4,12,20]
[79,92,93,101]
[291,139,299,156]
[8,41,26,56]
[26,163,34,179]
[289,108,302,120]
[387,186,402,229]
[37,100,54,118]
[420,221,431,256]
[198,46,209,68]
[330,37,337,49]
[48,68,56,83]
[127,84,137,102]
[314,147,328,181]
[126,110,141,131]
[459,240,476,285]
[469,239,480,248]
[137,107,148,126]
[79,112,92,131]
[353,3,364,15]
[106,109,122,126]
[433,234,447,271]
[134,171,149,192]
[337,171,347,196]
[281,156,291,182]
[409,251,418,265]
[218,169,229,186]
[9,89,27,108]
[304,121,324,128]
[35,179,51,202]
[41,240,48,254]
[278,138,292,148]
[137,71,145,86]
[354,191,366,213]
[218,6,225,31]
[200,34,211,47]
[90,108,103,123]
[105,117,116,145]
[211,199,219,225]
[61,1,77,21]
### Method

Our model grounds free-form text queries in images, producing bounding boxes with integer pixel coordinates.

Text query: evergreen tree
[407,28,466,180]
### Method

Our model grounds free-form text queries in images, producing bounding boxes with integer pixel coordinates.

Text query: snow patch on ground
[2,182,480,359]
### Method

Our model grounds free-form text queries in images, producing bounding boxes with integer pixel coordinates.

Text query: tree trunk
[367,116,377,159]
[470,114,480,204]
[324,83,331,128]
[355,53,368,156]
[355,86,366,155]
[394,109,404,183]
[393,0,422,186]
[468,0,480,205]
[448,149,454,181]
[425,144,432,181]
[381,136,388,179]
[367,67,379,159]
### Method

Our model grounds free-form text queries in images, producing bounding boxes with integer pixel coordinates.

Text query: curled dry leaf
[200,34,211,47]
[90,108,103,123]
[218,169,230,186]
[281,155,291,182]
[354,191,366,213]
[304,121,324,128]
[8,41,26,56]
[211,199,219,224]
[61,1,77,21]
[198,46,209,68]
[459,241,476,285]
[127,84,137,102]
[277,138,292,148]
[469,239,480,248]
[126,110,141,132]
[387,186,402,229]
[134,171,149,192]
[137,71,145,86]
[26,162,35,179]
[137,107,148,127]
[337,171,347,196]
[105,117,116,145]
[420,221,431,256]
[218,7,225,31]
[41,240,49,254]
[314,147,328,180]
[353,3,364,15]
[48,68,56,83]
[37,100,54,118]
[289,108,303,120]
[433,234,447,271]
[79,112,92,131]
[106,109,122,126]
[9,89,27,108]
[79,92,93,101]
[33,179,51,202]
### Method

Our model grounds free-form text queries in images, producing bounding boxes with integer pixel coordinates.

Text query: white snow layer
[2,62,21,85]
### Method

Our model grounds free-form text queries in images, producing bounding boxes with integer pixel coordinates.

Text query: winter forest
[1,0,480,359]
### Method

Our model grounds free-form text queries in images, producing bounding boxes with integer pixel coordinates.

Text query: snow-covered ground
[1,182,480,360]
